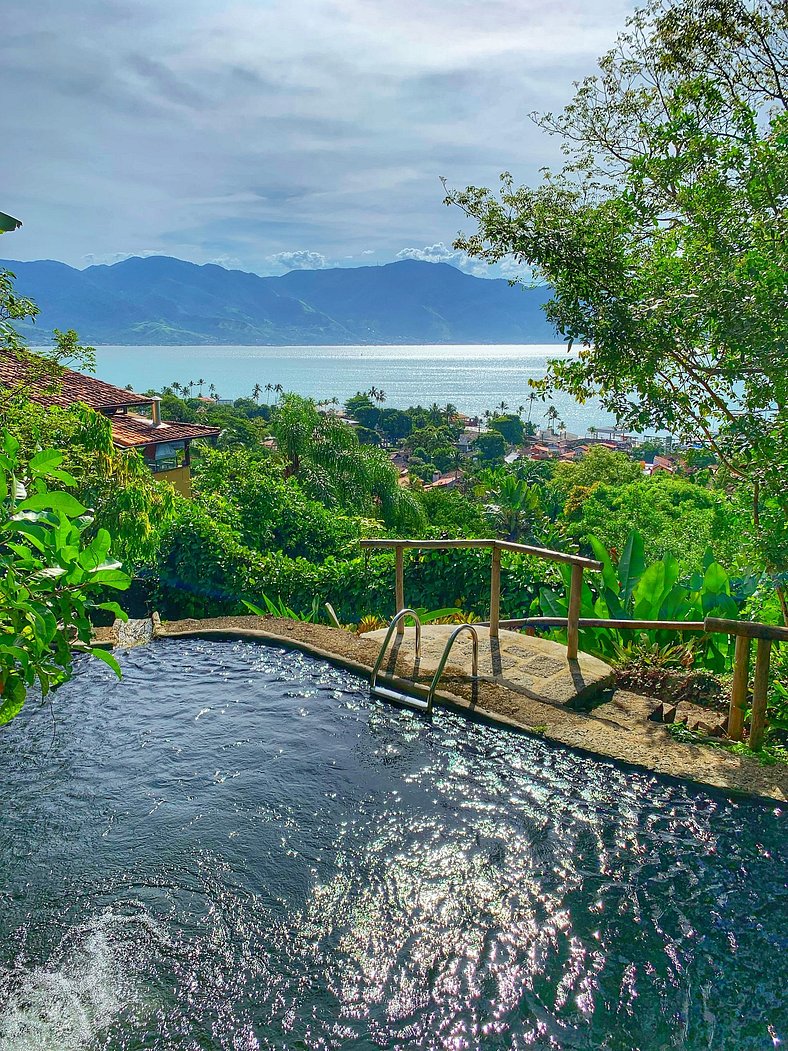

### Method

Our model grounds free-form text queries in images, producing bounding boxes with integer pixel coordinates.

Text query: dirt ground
[102,614,788,803]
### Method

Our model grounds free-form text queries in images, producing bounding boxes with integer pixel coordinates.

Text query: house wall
[154,465,192,498]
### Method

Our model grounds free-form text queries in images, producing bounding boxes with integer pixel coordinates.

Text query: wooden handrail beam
[494,539,603,571]
[704,617,788,642]
[499,617,708,631]
[359,537,603,571]
[360,538,493,550]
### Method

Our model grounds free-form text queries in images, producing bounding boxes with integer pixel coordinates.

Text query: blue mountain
[0,255,557,345]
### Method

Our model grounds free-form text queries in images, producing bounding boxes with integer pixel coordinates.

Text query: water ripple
[0,638,785,1049]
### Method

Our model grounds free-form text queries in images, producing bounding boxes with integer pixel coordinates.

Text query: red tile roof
[0,350,153,410]
[109,414,220,448]
[0,351,218,448]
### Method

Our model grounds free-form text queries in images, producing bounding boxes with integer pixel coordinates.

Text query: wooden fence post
[567,564,583,661]
[395,544,405,634]
[489,543,501,640]
[728,634,751,741]
[750,638,772,750]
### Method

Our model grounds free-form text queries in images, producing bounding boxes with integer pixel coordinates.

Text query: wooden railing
[360,541,788,747]
[359,539,602,660]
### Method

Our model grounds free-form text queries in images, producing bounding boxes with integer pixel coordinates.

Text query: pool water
[0,639,785,1050]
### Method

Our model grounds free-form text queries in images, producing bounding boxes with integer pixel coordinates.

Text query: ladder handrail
[426,623,479,712]
[371,609,423,692]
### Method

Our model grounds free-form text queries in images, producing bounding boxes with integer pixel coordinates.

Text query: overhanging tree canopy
[446,0,787,551]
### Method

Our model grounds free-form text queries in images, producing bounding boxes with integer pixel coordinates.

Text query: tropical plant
[537,529,754,669]
[270,394,425,532]
[0,432,131,723]
[243,595,321,622]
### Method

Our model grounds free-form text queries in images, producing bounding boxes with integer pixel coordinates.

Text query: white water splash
[0,910,166,1051]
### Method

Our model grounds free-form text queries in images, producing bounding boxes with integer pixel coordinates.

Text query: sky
[2,0,633,278]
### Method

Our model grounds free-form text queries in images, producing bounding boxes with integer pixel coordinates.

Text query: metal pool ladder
[370,610,480,715]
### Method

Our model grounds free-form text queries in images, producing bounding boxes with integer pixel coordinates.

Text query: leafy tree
[473,430,506,462]
[552,446,643,499]
[0,432,130,723]
[270,394,425,533]
[569,474,747,569]
[476,467,543,540]
[418,487,488,537]
[377,408,413,441]
[488,413,524,445]
[446,0,788,608]
[2,400,178,567]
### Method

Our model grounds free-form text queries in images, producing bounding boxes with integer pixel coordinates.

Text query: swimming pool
[0,639,785,1050]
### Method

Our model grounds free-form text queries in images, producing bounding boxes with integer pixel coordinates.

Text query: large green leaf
[618,530,645,603]
[89,646,123,678]
[633,562,666,620]
[539,586,567,618]
[79,529,112,571]
[17,492,87,516]
[588,535,619,594]
[703,562,730,596]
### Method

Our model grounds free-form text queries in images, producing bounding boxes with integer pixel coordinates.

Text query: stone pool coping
[104,614,787,804]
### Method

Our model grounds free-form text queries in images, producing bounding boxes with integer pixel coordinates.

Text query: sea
[87,343,617,434]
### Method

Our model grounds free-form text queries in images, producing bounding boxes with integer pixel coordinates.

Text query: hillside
[0,256,557,346]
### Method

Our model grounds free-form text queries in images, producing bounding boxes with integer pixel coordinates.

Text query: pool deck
[106,614,788,804]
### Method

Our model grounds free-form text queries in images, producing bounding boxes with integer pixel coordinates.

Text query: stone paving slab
[367,625,614,707]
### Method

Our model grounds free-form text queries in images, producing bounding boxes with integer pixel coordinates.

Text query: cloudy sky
[2,0,633,277]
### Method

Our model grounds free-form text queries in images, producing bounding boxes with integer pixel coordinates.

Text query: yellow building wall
[154,465,192,498]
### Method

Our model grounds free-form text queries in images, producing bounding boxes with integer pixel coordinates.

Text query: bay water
[90,344,617,434]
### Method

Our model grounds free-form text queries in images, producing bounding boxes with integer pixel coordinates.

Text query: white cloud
[396,241,490,277]
[267,250,328,270]
[2,0,635,271]
[81,250,164,267]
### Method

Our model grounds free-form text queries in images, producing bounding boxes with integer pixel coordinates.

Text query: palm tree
[274,383,284,403]
[172,381,183,396]
[265,382,273,402]
[498,400,509,414]
[517,404,525,419]
[527,391,539,423]
[270,393,425,532]
[444,402,458,425]
[544,405,560,433]
[197,377,205,395]
[208,383,217,400]
[252,383,262,403]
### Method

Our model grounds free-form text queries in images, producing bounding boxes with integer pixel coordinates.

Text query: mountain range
[0,255,557,346]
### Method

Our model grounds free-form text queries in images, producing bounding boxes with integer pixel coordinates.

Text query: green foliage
[537,529,754,669]
[551,446,642,501]
[418,487,488,537]
[1,400,178,567]
[0,432,130,723]
[155,502,542,624]
[473,430,506,462]
[447,0,788,583]
[488,413,524,445]
[243,596,321,622]
[193,448,360,561]
[269,393,425,533]
[567,475,747,569]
